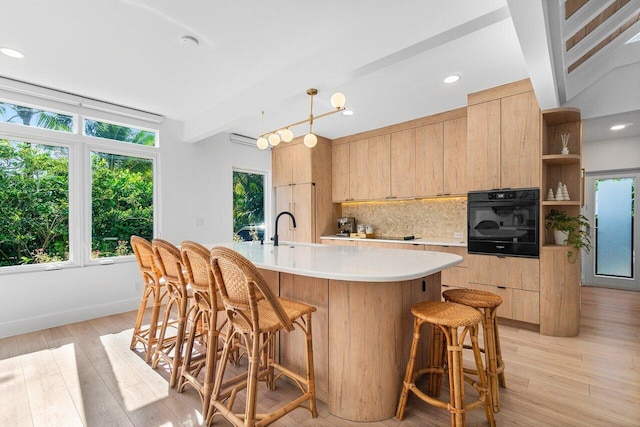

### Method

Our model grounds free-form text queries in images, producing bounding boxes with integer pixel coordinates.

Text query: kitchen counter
[320,235,467,247]
[206,241,460,422]
[211,240,462,281]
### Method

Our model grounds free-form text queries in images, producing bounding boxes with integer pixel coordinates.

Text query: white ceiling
[1,0,639,144]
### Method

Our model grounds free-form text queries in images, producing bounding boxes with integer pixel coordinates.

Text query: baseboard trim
[0,297,139,339]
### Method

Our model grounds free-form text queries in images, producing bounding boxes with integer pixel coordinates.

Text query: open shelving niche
[540,107,583,248]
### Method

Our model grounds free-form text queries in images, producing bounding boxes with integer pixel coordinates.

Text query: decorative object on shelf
[562,184,570,200]
[545,209,592,262]
[256,88,346,150]
[547,188,555,201]
[556,181,564,200]
[561,133,570,155]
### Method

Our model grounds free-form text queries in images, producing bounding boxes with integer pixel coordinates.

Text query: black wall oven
[467,188,539,258]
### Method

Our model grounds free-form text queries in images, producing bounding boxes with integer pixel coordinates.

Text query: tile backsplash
[341,197,467,242]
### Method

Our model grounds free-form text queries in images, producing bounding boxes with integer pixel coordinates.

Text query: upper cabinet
[390,128,416,198]
[349,134,391,200]
[467,79,541,191]
[332,108,467,202]
[272,141,312,187]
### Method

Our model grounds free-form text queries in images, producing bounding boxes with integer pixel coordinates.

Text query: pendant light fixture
[256,88,346,149]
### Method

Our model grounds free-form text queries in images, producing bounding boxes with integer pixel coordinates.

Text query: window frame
[232,167,271,242]
[0,97,161,274]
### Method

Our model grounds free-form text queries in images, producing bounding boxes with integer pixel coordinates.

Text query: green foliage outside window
[233,171,265,240]
[0,102,155,267]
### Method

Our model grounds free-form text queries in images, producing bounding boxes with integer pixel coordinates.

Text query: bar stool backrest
[181,241,219,310]
[210,246,293,332]
[131,235,157,284]
[152,239,186,291]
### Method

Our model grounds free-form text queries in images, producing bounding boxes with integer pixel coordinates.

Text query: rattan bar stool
[208,246,317,427]
[151,239,194,388]
[396,301,495,427]
[130,236,167,362]
[176,241,227,418]
[443,288,505,413]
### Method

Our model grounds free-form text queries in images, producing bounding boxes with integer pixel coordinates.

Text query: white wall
[583,135,640,172]
[0,117,271,338]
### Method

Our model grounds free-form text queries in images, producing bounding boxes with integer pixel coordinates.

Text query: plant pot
[553,230,569,245]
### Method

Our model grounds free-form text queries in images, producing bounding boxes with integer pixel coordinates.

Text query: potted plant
[544,209,592,262]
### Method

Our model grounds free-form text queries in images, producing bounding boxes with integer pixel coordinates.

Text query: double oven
[467,188,540,258]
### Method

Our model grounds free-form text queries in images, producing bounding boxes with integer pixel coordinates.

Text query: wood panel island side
[209,241,462,422]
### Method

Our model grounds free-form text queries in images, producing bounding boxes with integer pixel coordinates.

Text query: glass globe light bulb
[268,133,281,146]
[256,137,269,150]
[330,92,346,109]
[280,128,294,142]
[304,133,318,148]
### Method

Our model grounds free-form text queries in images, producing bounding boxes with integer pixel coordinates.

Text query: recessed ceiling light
[610,124,626,130]
[180,35,199,47]
[1,47,25,59]
[444,75,460,84]
[342,110,354,116]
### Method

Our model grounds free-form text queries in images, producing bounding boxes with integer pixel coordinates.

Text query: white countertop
[320,235,467,248]
[206,241,462,282]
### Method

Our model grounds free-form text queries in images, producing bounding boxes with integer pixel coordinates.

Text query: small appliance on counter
[336,217,356,236]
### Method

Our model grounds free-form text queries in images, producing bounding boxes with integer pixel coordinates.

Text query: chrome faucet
[273,211,296,246]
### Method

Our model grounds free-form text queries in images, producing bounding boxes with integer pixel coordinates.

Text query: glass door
[584,171,638,291]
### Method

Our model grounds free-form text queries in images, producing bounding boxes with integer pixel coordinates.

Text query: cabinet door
[272,143,313,187]
[272,147,290,187]
[332,143,350,202]
[291,142,313,184]
[511,289,540,324]
[490,257,539,291]
[500,91,540,189]
[467,100,501,191]
[415,123,444,196]
[467,254,491,285]
[349,135,390,200]
[443,117,467,195]
[291,183,315,243]
[275,186,295,242]
[390,128,416,198]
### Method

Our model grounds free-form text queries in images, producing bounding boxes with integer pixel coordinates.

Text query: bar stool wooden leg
[396,316,422,421]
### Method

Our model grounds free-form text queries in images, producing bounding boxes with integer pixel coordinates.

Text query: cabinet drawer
[466,282,539,324]
[490,256,539,291]
[441,266,468,288]
[320,238,358,246]
[424,245,468,267]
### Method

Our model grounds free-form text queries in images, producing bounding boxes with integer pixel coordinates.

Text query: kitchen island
[209,241,462,422]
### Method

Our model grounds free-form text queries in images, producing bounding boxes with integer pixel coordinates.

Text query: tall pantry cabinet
[271,135,336,243]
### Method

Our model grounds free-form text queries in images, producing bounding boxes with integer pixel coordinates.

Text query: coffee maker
[337,217,356,236]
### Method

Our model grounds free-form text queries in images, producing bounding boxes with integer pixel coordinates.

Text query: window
[0,101,74,132]
[90,151,154,258]
[84,118,156,146]
[232,170,265,241]
[0,139,69,266]
[0,93,158,271]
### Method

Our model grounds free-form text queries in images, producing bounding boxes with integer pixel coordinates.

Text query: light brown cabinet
[467,254,540,324]
[331,142,350,202]
[349,134,391,200]
[272,136,336,243]
[332,108,467,202]
[272,142,312,187]
[467,79,540,191]
[275,183,315,243]
[390,128,416,198]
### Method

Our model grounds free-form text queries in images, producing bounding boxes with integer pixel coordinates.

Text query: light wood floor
[1,285,638,426]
